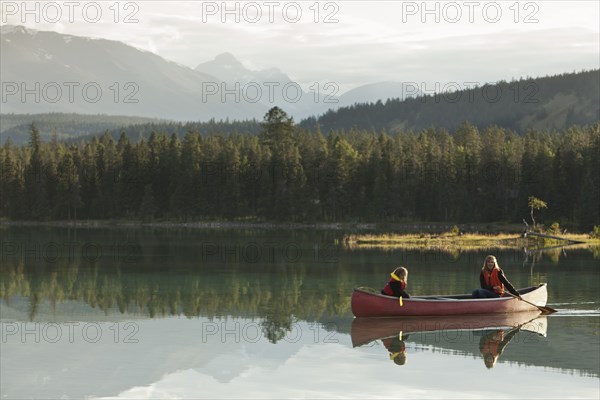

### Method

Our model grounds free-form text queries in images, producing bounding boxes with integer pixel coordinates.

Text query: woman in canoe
[472,255,523,299]
[381,267,410,298]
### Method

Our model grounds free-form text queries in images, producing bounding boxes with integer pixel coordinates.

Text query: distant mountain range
[0,25,261,120]
[1,24,598,141]
[194,51,336,119]
[195,52,291,87]
[1,25,418,123]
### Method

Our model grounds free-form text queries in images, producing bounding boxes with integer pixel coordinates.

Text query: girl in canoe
[381,267,410,298]
[472,255,522,299]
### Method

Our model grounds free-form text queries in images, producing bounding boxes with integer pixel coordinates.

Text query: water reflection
[351,312,548,370]
[479,328,519,369]
[1,226,599,389]
[382,331,408,366]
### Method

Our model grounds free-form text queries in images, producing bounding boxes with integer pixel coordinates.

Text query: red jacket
[382,273,408,297]
[482,267,504,295]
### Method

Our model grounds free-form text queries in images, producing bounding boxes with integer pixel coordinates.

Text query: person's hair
[394,267,408,279]
[482,255,499,271]
[484,353,498,369]
[393,352,407,366]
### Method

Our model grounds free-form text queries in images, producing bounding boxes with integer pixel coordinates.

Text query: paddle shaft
[507,292,557,314]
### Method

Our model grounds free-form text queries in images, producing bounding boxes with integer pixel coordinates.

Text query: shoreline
[2,220,598,251]
[0,219,372,230]
[0,219,529,232]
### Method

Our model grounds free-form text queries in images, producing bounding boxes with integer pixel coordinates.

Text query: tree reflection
[261,314,293,344]
[0,256,353,344]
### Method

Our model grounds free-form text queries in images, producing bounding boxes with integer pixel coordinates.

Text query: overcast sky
[2,0,599,93]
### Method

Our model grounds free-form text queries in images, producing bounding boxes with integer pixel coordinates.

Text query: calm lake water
[1,227,599,399]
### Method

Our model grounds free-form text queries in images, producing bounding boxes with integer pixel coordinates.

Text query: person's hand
[493,286,500,291]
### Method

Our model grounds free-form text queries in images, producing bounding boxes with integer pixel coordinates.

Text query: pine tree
[138,184,158,221]
[0,139,23,218]
[56,152,82,221]
[24,123,50,219]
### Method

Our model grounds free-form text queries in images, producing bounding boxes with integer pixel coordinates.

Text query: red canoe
[351,284,548,317]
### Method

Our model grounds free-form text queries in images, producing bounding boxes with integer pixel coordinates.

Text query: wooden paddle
[507,292,557,314]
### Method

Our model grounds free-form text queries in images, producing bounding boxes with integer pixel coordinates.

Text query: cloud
[2,1,598,92]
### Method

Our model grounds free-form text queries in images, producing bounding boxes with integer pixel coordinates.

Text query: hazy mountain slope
[337,81,423,108]
[304,70,600,133]
[0,113,168,145]
[1,26,263,121]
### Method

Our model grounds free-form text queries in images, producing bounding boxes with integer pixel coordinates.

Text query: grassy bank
[341,232,600,252]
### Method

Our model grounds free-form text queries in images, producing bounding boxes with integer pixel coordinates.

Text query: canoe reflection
[351,312,547,368]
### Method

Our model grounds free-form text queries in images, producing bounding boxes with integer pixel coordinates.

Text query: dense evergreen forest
[302,70,600,134]
[1,107,599,227]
